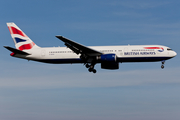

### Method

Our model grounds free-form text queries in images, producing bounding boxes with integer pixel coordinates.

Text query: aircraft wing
[56,36,102,56]
[4,46,30,55]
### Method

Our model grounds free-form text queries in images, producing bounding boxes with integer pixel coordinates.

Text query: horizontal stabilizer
[4,46,30,55]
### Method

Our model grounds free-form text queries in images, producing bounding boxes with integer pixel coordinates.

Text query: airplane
[4,22,177,73]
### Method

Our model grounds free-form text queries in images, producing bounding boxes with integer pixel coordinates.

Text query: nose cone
[172,51,177,57]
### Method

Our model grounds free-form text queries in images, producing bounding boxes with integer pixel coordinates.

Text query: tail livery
[7,23,39,51]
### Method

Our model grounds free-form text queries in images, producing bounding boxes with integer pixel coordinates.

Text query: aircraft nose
[173,51,177,57]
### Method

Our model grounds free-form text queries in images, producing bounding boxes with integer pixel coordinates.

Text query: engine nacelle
[101,62,119,69]
[97,54,119,69]
[97,54,117,62]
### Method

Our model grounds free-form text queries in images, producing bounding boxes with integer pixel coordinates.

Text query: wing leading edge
[56,36,102,56]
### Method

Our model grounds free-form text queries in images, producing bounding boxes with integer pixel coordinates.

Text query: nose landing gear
[161,60,165,69]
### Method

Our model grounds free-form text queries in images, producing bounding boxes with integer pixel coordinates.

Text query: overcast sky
[0,0,180,120]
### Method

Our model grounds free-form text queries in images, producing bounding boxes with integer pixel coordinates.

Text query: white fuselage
[14,45,177,64]
[6,22,177,73]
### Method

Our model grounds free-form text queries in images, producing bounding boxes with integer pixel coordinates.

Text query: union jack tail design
[7,22,40,51]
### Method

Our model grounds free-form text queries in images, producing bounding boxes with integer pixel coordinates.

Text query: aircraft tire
[86,64,90,68]
[88,68,93,72]
[93,69,97,73]
[161,65,164,69]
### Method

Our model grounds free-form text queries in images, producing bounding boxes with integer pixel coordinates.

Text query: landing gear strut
[81,54,97,73]
[161,60,165,69]
[85,63,97,73]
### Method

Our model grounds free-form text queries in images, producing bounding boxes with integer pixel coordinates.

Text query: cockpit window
[167,48,172,51]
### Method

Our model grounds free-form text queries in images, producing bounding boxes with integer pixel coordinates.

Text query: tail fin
[7,22,40,51]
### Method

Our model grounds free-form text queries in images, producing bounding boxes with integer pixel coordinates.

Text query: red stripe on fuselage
[18,42,35,51]
[144,47,164,50]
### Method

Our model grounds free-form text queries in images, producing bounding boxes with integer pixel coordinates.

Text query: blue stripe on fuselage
[30,57,172,64]
[118,57,172,62]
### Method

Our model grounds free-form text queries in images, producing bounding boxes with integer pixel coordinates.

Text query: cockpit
[167,48,172,51]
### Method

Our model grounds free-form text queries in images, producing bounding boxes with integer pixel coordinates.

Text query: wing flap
[56,36,102,56]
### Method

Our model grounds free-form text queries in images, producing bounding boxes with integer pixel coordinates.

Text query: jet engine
[97,54,117,62]
[97,54,119,69]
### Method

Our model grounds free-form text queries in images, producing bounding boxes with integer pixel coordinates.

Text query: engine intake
[97,54,117,62]
[97,54,119,69]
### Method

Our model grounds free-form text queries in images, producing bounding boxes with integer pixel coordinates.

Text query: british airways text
[124,52,156,55]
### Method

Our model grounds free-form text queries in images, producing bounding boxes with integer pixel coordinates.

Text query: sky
[0,0,180,120]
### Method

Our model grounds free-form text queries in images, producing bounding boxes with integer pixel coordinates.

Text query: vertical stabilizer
[7,22,40,51]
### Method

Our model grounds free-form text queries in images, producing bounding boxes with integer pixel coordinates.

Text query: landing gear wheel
[85,60,96,73]
[88,68,97,73]
[161,60,165,69]
[86,64,90,68]
[88,68,93,72]
[92,69,97,73]
[161,65,164,69]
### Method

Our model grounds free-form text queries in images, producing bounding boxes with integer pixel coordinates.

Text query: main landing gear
[85,63,97,73]
[161,60,165,69]
[80,54,97,73]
